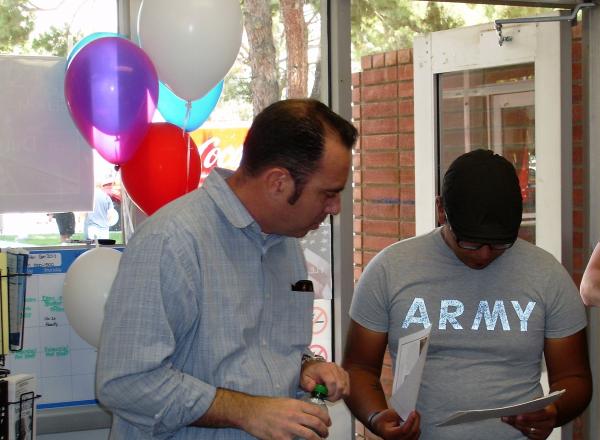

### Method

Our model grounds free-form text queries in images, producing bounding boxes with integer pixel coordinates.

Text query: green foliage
[418,2,464,34]
[1,0,81,56]
[351,0,464,60]
[0,0,34,52]
[32,23,82,57]
[223,64,252,105]
[481,4,550,21]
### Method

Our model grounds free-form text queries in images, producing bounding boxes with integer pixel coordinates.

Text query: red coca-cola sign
[198,138,219,186]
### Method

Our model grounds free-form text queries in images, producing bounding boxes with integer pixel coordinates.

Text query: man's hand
[300,360,350,401]
[501,403,557,439]
[370,409,421,440]
[241,395,330,439]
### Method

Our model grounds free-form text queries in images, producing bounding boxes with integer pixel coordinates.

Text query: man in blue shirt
[84,187,114,240]
[96,99,357,439]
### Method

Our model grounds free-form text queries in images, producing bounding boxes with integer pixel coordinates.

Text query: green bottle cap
[313,384,328,397]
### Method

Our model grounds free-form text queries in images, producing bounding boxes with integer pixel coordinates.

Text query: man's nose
[325,194,341,215]
[473,244,494,260]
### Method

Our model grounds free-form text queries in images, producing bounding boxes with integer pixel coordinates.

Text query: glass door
[414,18,572,266]
[438,66,536,243]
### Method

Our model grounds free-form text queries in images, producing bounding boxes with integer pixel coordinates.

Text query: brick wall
[351,24,585,440]
[572,24,585,288]
[352,47,416,440]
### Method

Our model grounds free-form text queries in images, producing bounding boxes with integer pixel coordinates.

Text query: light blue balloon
[67,32,126,69]
[157,80,223,132]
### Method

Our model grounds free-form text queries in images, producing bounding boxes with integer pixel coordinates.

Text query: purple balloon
[64,37,158,165]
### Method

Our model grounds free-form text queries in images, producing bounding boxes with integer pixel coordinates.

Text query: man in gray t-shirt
[343,149,592,440]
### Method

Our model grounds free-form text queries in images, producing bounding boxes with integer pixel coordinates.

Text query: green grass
[0,232,124,247]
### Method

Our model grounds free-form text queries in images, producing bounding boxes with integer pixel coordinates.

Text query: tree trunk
[243,0,280,116]
[310,57,321,99]
[280,0,308,98]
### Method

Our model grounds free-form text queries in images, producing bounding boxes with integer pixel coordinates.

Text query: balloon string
[186,133,191,192]
[183,100,192,192]
[183,99,192,133]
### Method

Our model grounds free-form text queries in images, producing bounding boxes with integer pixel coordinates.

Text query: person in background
[48,212,75,242]
[96,99,357,439]
[343,149,591,440]
[84,187,114,240]
[580,242,600,306]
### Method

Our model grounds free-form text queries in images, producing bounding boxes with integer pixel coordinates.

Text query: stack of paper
[6,250,29,351]
[0,253,8,355]
[4,374,36,440]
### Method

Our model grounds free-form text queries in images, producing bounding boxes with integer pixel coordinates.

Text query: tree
[242,0,280,116]
[280,0,308,98]
[351,0,464,60]
[32,23,82,57]
[481,4,548,21]
[0,0,34,52]
[0,0,81,57]
[418,2,464,34]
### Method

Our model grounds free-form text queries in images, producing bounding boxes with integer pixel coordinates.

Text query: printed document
[437,389,566,426]
[389,326,432,421]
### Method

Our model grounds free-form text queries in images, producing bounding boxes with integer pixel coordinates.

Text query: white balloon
[138,0,243,101]
[63,247,121,348]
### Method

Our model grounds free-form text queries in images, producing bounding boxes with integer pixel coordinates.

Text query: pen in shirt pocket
[291,280,314,292]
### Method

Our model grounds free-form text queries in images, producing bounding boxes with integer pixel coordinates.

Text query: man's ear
[263,167,294,200]
[435,196,446,225]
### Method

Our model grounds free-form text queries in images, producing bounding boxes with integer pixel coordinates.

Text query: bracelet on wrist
[367,410,382,432]
[301,353,326,366]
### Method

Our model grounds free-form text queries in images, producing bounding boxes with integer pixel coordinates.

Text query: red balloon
[121,123,201,215]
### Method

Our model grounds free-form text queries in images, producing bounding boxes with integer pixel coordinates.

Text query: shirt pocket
[271,288,314,353]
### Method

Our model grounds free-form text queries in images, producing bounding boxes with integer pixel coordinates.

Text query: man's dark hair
[442,149,523,243]
[239,99,358,203]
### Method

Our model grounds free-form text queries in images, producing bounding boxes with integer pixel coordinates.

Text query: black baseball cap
[442,149,523,244]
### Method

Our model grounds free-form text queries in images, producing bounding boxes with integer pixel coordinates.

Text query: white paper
[437,389,566,427]
[389,326,431,421]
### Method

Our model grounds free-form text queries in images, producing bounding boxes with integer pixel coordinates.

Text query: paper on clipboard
[389,326,432,421]
[437,389,566,427]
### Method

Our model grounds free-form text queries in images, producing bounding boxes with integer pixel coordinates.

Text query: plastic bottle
[296,384,329,439]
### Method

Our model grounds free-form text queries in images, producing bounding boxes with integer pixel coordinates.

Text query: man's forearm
[344,366,388,427]
[551,376,593,426]
[192,388,252,430]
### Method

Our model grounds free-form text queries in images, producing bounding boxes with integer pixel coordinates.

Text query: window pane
[0,1,119,247]
[438,64,535,242]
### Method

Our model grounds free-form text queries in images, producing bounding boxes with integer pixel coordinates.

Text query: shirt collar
[203,168,255,230]
[204,168,288,249]
[202,168,285,251]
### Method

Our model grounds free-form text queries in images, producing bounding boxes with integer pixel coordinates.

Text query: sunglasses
[455,239,515,251]
[447,224,515,251]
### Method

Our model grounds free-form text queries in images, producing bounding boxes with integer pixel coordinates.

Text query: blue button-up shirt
[96,168,313,439]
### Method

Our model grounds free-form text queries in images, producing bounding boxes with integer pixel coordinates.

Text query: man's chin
[295,224,319,238]
[466,261,493,270]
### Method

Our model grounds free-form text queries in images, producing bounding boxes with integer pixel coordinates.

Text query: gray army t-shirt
[350,227,586,440]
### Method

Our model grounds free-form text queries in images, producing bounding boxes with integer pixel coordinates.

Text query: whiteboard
[0,56,93,214]
[5,247,116,410]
